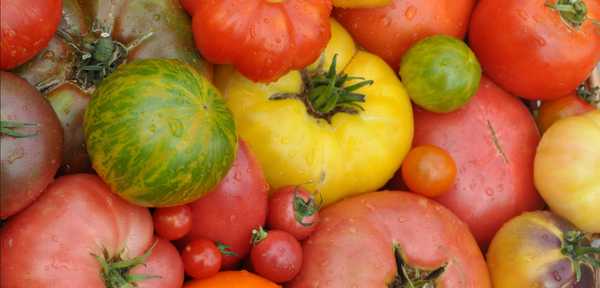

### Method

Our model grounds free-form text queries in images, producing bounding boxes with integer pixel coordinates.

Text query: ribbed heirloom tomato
[214,18,414,207]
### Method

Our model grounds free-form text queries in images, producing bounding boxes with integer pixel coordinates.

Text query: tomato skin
[468,0,600,100]
[1,71,64,219]
[130,235,186,288]
[412,74,545,253]
[536,89,597,134]
[183,270,281,288]
[181,239,222,280]
[190,0,333,83]
[286,191,491,287]
[173,137,269,270]
[250,230,303,283]
[534,109,600,232]
[0,0,62,70]
[486,211,597,288]
[332,0,477,70]
[153,205,193,241]
[0,174,155,287]
[266,185,320,241]
[401,145,457,198]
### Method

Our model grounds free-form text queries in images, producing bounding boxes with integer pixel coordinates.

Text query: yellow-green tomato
[534,109,600,232]
[486,210,599,288]
[214,18,414,207]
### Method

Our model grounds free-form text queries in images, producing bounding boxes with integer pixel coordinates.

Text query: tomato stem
[293,183,322,227]
[546,0,600,33]
[91,240,162,287]
[577,84,600,105]
[388,243,447,288]
[251,225,269,246]
[216,242,240,257]
[1,121,40,137]
[560,231,600,282]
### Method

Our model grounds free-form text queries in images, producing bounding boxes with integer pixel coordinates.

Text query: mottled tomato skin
[412,74,545,253]
[468,0,600,100]
[486,211,597,288]
[0,0,62,70]
[173,137,269,270]
[0,174,154,287]
[333,0,477,70]
[0,71,64,219]
[286,191,491,288]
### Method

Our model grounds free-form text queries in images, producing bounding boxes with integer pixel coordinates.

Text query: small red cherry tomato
[152,205,193,240]
[250,227,303,283]
[401,144,457,198]
[182,239,238,280]
[266,184,321,241]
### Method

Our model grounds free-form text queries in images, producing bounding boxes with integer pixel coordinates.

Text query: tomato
[536,87,597,134]
[399,35,481,113]
[266,184,321,241]
[152,205,193,241]
[411,74,545,253]
[214,18,414,208]
[173,137,269,270]
[250,227,303,283]
[85,58,238,207]
[1,71,64,219]
[468,0,600,100]
[534,109,600,232]
[181,239,223,280]
[486,211,599,288]
[333,0,395,8]
[400,145,457,198]
[0,0,62,70]
[0,174,164,287]
[332,0,477,70]
[286,191,491,287]
[182,270,281,288]
[183,0,332,83]
[129,235,186,288]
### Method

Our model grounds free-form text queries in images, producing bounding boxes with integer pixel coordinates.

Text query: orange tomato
[182,270,281,288]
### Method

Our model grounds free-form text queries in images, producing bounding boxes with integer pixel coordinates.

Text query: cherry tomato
[181,239,222,280]
[250,227,303,283]
[266,184,321,241]
[536,86,598,134]
[401,144,457,198]
[152,205,193,240]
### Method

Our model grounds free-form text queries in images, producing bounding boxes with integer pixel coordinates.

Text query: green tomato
[400,35,481,113]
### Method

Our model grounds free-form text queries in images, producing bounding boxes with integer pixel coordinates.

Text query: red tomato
[181,239,222,280]
[400,144,457,198]
[411,74,545,253]
[332,0,477,70]
[173,137,269,270]
[536,87,597,133]
[185,0,333,83]
[468,0,600,100]
[266,184,321,241]
[0,174,161,287]
[0,0,62,70]
[129,235,186,288]
[152,205,193,241]
[250,228,303,283]
[286,191,491,287]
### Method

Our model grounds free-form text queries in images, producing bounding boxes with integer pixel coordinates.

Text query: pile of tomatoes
[2,0,600,287]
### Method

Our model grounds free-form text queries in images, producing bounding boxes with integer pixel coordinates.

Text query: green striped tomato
[400,35,481,113]
[85,58,238,207]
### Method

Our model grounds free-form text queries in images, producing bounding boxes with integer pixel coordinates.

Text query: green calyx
[216,242,240,257]
[251,225,269,246]
[92,240,162,288]
[1,121,40,137]
[68,19,128,87]
[560,231,600,282]
[577,84,600,105]
[293,183,322,227]
[387,243,448,288]
[546,0,600,33]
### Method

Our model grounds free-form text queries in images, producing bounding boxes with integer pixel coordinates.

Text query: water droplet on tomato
[517,9,529,21]
[485,187,494,196]
[167,117,184,137]
[152,14,161,21]
[41,51,56,62]
[233,170,243,182]
[349,227,357,234]
[398,216,411,223]
[7,148,25,164]
[552,271,562,281]
[405,5,417,21]
[379,15,392,28]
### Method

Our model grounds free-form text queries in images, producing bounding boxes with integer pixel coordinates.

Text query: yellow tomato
[333,0,395,9]
[534,109,600,232]
[214,18,414,207]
